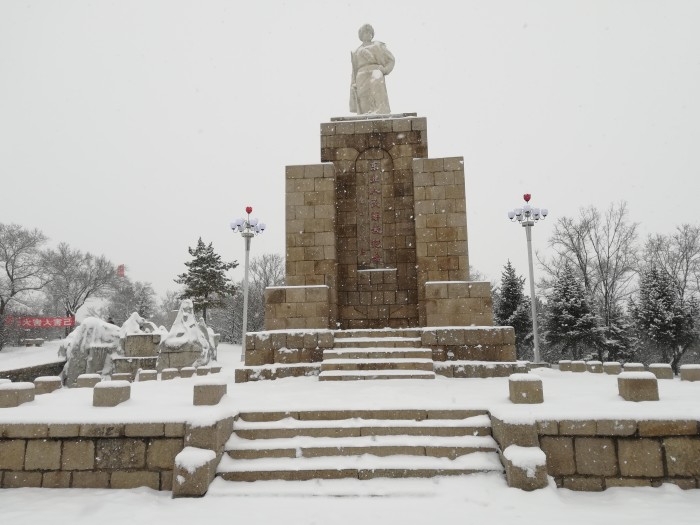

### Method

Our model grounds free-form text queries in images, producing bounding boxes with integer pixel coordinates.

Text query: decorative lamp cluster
[508,194,549,223]
[231,206,266,235]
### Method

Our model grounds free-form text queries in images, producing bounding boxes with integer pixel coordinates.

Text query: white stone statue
[350,24,395,115]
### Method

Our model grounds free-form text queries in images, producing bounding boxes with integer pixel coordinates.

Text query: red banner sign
[4,317,76,328]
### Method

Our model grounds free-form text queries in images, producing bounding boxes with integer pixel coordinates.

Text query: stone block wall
[244,330,334,366]
[413,157,471,325]
[0,361,66,383]
[0,422,186,490]
[423,326,516,363]
[285,163,337,326]
[264,285,331,330]
[491,416,700,491]
[424,281,494,327]
[124,334,161,358]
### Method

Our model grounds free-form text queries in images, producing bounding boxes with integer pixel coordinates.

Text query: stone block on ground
[161,368,179,380]
[138,370,157,382]
[172,446,218,498]
[111,373,133,382]
[558,360,572,372]
[93,381,131,407]
[586,361,603,373]
[623,363,645,372]
[180,367,196,378]
[196,366,211,376]
[34,376,62,395]
[648,364,674,380]
[603,362,622,375]
[680,365,700,382]
[570,361,586,373]
[76,374,102,388]
[618,372,659,402]
[508,374,543,404]
[193,381,228,406]
[0,382,35,408]
[503,445,548,490]
[210,366,222,374]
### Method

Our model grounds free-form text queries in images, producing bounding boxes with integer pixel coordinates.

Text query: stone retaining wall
[423,326,516,362]
[0,422,185,490]
[0,361,66,383]
[244,330,334,366]
[491,416,700,491]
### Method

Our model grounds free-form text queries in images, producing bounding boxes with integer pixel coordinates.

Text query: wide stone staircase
[216,409,503,482]
[319,329,435,381]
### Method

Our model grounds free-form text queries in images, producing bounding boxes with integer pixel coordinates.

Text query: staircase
[319,329,435,381]
[217,409,503,482]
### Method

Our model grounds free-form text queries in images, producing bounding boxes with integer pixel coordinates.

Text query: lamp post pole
[508,194,548,364]
[231,207,266,351]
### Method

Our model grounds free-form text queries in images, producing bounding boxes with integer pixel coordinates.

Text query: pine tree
[494,261,532,359]
[629,266,697,372]
[175,238,237,322]
[544,263,601,359]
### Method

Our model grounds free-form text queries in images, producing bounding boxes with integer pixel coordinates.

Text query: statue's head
[358,24,374,43]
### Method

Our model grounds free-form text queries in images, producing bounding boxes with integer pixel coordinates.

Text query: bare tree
[0,224,48,349]
[540,202,638,359]
[102,277,157,325]
[645,224,700,302]
[42,243,117,323]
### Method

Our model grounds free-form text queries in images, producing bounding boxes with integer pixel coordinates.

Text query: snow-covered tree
[0,224,48,349]
[175,238,237,322]
[629,266,697,372]
[102,277,157,326]
[493,261,532,359]
[543,263,601,359]
[42,242,117,323]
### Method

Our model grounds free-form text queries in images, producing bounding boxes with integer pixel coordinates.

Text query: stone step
[333,337,422,349]
[319,369,435,381]
[217,451,503,481]
[237,409,488,422]
[333,329,422,339]
[233,415,491,440]
[323,348,433,359]
[321,358,434,372]
[226,434,498,460]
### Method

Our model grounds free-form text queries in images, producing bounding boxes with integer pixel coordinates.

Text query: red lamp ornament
[246,206,253,215]
[523,194,531,203]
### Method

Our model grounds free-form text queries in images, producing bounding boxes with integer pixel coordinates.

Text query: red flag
[117,264,125,277]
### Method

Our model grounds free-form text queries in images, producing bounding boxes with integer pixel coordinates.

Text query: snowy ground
[0,340,64,372]
[1,343,700,523]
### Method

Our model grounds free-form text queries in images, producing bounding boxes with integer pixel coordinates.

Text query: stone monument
[236,27,517,382]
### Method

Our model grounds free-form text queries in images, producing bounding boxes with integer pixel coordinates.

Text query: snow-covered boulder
[59,317,121,387]
[157,300,212,371]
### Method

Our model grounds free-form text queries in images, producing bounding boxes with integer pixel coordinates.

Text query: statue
[350,24,395,115]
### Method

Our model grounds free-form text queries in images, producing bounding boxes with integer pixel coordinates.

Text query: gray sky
[1,0,699,297]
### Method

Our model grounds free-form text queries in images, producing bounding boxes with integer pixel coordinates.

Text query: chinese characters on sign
[4,317,76,328]
[357,160,383,266]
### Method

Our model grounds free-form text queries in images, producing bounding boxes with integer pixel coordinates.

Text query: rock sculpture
[59,317,121,387]
[157,299,212,370]
[349,24,395,115]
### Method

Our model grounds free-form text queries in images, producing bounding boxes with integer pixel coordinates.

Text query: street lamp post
[508,194,548,364]
[230,206,266,350]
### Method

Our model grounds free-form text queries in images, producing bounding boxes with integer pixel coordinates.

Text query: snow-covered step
[237,409,488,422]
[321,358,434,372]
[226,433,498,460]
[319,369,435,381]
[233,415,491,439]
[323,348,433,359]
[334,329,422,339]
[217,451,504,481]
[333,337,422,349]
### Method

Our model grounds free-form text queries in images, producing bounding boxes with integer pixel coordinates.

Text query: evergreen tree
[544,263,601,359]
[493,261,532,359]
[175,238,237,322]
[629,266,697,372]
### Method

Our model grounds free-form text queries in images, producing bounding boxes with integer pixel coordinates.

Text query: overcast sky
[1,0,699,298]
